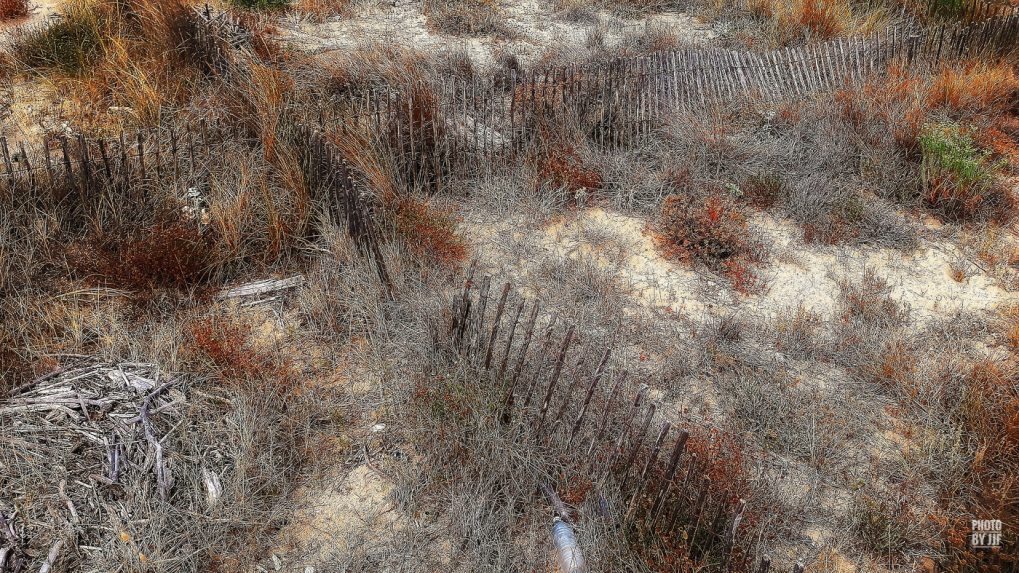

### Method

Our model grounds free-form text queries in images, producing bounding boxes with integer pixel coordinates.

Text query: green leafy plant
[919,123,1005,221]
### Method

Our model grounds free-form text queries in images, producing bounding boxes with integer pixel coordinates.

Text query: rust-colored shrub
[974,122,1019,169]
[70,219,216,292]
[937,357,1019,572]
[684,428,757,506]
[188,316,297,390]
[862,339,916,391]
[391,196,468,270]
[295,0,350,21]
[534,146,604,197]
[653,189,766,294]
[0,0,28,21]
[741,173,786,209]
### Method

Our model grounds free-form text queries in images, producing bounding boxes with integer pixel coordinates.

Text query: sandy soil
[466,207,1014,325]
[458,205,1010,572]
[287,464,399,563]
[278,0,716,68]
[1,0,64,141]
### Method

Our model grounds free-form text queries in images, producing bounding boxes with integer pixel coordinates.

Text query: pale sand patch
[277,0,714,68]
[465,207,1014,324]
[806,548,867,573]
[543,207,719,315]
[287,464,398,562]
[1,78,63,141]
[753,214,1013,324]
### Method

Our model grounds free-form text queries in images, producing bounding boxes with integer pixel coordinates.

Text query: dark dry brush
[0,357,337,573]
[0,0,28,21]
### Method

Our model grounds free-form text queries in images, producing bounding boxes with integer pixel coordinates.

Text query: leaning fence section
[315,8,1019,190]
[447,271,757,569]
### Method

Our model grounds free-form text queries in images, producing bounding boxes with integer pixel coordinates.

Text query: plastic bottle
[552,517,586,573]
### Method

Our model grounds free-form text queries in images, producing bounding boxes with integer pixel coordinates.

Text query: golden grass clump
[294,0,351,21]
[928,61,1019,115]
[745,0,879,45]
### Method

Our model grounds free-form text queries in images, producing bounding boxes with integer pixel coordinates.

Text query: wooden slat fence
[316,8,1018,190]
[448,272,761,569]
[0,122,230,196]
[447,272,1019,571]
[298,125,395,297]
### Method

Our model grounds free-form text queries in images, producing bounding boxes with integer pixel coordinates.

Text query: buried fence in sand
[313,6,1019,189]
[1,2,1019,298]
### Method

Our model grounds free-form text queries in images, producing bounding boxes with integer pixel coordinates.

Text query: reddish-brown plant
[653,189,766,294]
[535,146,604,198]
[188,316,298,391]
[70,219,216,293]
[391,196,468,270]
[0,0,28,21]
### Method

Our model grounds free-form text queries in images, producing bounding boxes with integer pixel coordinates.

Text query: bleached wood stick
[217,275,305,299]
[39,539,63,573]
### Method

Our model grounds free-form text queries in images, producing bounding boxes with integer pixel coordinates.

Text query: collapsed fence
[3,2,1018,291]
[446,270,756,569]
[4,4,1018,197]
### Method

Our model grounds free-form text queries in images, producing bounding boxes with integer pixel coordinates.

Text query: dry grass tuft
[423,0,509,37]
[787,0,853,39]
[228,0,291,10]
[837,269,907,328]
[12,2,104,75]
[742,0,865,45]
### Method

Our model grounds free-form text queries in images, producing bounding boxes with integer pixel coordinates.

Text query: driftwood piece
[37,539,63,573]
[218,275,305,299]
[139,397,173,500]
